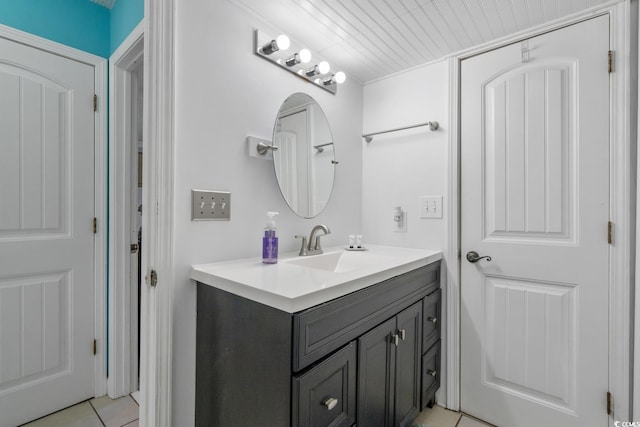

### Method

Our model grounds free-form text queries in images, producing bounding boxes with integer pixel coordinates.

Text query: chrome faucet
[295,224,331,256]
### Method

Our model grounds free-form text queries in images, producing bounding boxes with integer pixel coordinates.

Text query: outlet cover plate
[419,196,443,219]
[192,190,231,221]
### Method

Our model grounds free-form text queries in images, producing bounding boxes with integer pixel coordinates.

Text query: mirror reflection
[273,93,336,218]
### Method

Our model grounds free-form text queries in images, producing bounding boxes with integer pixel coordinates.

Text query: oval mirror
[272,93,336,218]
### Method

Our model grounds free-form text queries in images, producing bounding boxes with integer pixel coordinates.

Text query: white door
[460,16,609,427]
[0,37,96,426]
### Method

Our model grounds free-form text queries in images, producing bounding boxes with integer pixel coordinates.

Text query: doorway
[108,24,144,400]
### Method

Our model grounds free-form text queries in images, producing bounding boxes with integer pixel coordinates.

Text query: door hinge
[93,217,97,234]
[607,391,612,415]
[93,339,97,355]
[93,94,98,112]
[149,269,158,287]
[608,50,614,73]
[608,221,613,245]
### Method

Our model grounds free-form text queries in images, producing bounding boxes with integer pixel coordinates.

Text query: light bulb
[322,76,335,86]
[318,61,330,74]
[299,49,312,63]
[261,35,290,55]
[276,34,290,51]
[334,71,346,84]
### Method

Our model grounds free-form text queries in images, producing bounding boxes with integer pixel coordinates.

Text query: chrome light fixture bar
[254,29,346,95]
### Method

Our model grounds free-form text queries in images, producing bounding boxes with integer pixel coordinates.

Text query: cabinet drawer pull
[427,316,438,324]
[399,329,406,341]
[392,333,399,347]
[323,397,338,410]
[427,369,437,377]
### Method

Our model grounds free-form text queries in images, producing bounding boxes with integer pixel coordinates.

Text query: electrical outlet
[192,190,231,221]
[393,206,407,232]
[419,196,443,219]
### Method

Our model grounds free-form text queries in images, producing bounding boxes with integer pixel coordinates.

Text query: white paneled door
[0,37,96,426]
[460,16,609,427]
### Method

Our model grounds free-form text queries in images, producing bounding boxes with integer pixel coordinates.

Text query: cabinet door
[394,302,423,427]
[357,318,396,427]
[292,342,356,427]
[421,340,441,410]
[423,289,441,351]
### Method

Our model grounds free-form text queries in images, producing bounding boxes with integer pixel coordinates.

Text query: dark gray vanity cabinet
[357,302,422,427]
[195,260,440,427]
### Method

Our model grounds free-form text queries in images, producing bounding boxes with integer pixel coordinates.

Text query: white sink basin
[287,251,396,273]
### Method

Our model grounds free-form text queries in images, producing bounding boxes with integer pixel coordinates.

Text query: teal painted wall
[110,0,144,54]
[0,0,144,58]
[0,0,110,57]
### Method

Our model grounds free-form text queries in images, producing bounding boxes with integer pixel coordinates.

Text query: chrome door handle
[392,333,400,347]
[323,397,338,410]
[466,251,492,263]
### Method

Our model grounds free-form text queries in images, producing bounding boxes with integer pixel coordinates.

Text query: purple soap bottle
[262,212,279,264]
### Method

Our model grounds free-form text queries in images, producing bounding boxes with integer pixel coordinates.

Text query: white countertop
[191,245,442,313]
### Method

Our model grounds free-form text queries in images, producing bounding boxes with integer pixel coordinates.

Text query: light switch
[419,196,443,219]
[192,190,231,221]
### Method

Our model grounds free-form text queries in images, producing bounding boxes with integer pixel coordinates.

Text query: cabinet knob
[427,369,437,377]
[427,316,438,324]
[399,329,406,341]
[392,334,400,347]
[323,397,338,411]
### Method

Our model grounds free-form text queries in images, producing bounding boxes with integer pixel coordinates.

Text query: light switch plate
[192,190,231,221]
[419,196,443,219]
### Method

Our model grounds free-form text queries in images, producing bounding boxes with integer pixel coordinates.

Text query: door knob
[466,251,492,263]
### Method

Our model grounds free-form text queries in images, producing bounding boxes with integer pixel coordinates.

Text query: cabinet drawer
[421,340,441,410]
[292,342,357,427]
[423,289,441,351]
[294,262,440,371]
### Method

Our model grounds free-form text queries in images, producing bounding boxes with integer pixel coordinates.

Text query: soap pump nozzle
[265,212,279,230]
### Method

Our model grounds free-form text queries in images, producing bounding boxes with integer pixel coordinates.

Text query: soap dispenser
[262,212,279,264]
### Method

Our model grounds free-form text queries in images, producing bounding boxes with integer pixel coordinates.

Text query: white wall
[172,1,363,424]
[362,60,449,250]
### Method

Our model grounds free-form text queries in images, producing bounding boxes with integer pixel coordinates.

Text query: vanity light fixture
[254,29,345,95]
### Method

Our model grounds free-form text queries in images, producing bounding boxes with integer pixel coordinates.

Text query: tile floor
[414,405,495,427]
[19,395,139,427]
[21,398,490,427]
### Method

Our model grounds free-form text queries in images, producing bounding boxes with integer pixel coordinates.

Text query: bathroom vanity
[192,246,442,427]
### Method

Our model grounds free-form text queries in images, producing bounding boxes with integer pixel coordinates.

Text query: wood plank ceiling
[233,0,609,83]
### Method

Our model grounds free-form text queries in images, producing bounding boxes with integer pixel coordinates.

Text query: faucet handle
[294,235,308,256]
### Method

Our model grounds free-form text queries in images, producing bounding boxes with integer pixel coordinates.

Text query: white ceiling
[234,0,608,84]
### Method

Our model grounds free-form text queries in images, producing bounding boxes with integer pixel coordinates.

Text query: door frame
[108,21,144,399]
[0,24,109,397]
[140,0,175,425]
[445,0,634,422]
